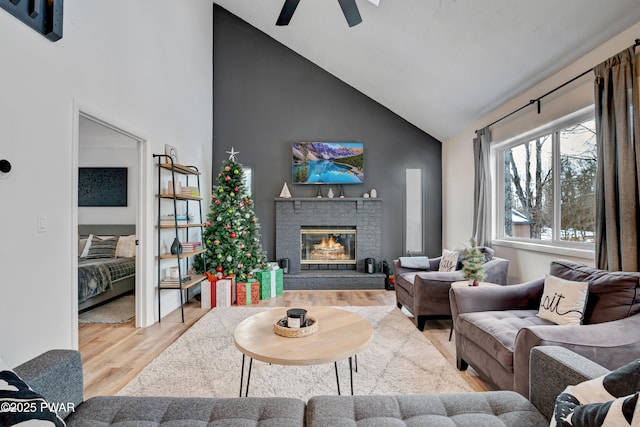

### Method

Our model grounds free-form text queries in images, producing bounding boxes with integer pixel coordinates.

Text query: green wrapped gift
[256,269,284,300]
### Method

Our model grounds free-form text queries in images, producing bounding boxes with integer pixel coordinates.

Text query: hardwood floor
[79,290,491,398]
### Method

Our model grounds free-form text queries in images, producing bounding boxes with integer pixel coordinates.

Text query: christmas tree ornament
[226,147,239,161]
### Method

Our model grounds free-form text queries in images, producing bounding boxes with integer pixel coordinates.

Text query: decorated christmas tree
[199,148,267,280]
[462,238,486,286]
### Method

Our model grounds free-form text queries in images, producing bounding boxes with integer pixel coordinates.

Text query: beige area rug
[78,295,135,324]
[118,306,472,400]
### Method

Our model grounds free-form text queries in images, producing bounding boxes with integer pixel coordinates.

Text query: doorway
[73,109,150,336]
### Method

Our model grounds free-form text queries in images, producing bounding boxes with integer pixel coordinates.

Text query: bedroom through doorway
[77,115,141,325]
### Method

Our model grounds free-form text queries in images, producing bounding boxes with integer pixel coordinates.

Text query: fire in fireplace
[300,227,356,266]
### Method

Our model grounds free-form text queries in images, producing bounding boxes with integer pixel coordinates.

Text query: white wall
[78,124,139,225]
[443,20,640,283]
[0,0,212,366]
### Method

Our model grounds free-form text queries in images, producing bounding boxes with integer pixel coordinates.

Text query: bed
[78,224,136,311]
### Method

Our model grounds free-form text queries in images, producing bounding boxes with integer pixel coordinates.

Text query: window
[496,113,596,248]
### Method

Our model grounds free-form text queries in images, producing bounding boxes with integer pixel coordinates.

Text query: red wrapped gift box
[236,279,260,305]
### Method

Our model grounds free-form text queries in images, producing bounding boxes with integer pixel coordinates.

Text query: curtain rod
[477,38,640,133]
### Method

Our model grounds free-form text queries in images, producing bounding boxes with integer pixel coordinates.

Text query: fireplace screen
[300,227,356,264]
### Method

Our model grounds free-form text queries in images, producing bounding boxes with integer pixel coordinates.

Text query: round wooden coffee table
[233,306,373,397]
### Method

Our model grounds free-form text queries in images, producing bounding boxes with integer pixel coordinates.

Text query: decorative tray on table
[273,315,318,338]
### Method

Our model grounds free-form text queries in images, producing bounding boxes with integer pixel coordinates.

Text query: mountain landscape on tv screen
[292,142,364,184]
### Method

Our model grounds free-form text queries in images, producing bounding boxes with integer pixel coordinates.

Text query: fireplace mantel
[275,197,384,289]
[276,197,382,213]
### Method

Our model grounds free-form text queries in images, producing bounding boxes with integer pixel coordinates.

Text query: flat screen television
[292,142,364,184]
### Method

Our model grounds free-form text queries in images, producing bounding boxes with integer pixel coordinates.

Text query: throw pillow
[85,235,118,259]
[537,274,589,325]
[438,249,459,272]
[78,238,88,256]
[116,235,137,258]
[399,256,430,269]
[551,358,640,426]
[79,234,93,258]
[0,359,65,426]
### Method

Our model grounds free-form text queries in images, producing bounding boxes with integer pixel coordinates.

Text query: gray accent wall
[213,5,443,265]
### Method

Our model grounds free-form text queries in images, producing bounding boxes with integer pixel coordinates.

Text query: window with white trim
[495,112,596,248]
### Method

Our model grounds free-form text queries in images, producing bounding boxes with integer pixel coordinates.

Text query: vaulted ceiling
[213,1,640,141]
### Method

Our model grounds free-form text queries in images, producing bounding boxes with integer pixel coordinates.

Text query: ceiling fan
[276,0,379,27]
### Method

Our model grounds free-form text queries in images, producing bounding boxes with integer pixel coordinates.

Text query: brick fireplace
[275,197,385,289]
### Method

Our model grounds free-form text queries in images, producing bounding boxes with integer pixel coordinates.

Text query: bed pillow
[85,235,118,259]
[116,235,137,258]
[537,274,589,325]
[0,358,65,426]
[78,238,88,256]
[79,234,93,258]
[551,358,640,426]
[438,249,459,272]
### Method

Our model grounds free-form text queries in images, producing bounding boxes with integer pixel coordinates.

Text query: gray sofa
[394,248,509,330]
[450,259,640,397]
[10,345,613,426]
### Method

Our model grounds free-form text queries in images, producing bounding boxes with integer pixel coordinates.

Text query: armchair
[393,248,509,330]
[450,259,640,397]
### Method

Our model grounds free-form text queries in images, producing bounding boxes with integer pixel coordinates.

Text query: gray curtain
[594,46,640,271]
[472,126,492,247]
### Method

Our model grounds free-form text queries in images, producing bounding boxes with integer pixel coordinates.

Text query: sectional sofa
[4,345,616,426]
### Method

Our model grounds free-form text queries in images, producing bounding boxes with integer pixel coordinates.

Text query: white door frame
[71,102,154,346]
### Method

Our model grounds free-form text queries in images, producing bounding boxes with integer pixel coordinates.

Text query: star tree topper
[226,147,240,162]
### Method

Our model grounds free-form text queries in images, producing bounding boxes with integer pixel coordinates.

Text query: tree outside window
[500,116,596,246]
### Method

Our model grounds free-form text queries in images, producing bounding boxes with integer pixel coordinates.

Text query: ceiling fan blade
[276,0,301,26]
[337,0,362,27]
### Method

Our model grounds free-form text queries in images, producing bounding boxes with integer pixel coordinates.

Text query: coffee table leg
[334,362,341,395]
[239,354,245,397]
[349,357,354,395]
[245,357,253,397]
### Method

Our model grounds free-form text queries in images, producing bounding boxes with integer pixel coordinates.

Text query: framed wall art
[78,167,128,207]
